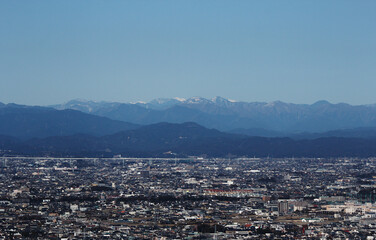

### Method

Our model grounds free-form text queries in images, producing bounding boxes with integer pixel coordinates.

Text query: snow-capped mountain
[136,97,186,110]
[51,97,376,133]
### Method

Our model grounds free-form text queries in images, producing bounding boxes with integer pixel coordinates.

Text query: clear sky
[0,1,375,105]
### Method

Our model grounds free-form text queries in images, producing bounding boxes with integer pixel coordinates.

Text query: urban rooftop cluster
[1,157,376,239]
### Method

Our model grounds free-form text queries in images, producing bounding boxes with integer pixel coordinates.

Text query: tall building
[278,201,289,215]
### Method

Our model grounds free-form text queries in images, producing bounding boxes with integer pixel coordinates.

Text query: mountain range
[0,103,138,139]
[0,97,376,157]
[1,122,376,158]
[52,97,376,134]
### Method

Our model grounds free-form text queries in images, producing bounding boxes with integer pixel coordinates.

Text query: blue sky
[0,1,375,105]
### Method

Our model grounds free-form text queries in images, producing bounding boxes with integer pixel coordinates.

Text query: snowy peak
[211,96,232,104]
[185,97,211,104]
[173,97,186,102]
[50,97,376,133]
[136,97,236,109]
[149,98,175,105]
[144,98,185,110]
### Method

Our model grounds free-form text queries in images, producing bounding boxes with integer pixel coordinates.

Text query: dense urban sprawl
[1,157,376,239]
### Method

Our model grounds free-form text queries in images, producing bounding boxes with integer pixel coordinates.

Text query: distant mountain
[232,126,376,139]
[22,122,237,155]
[52,100,253,130]
[0,103,139,139]
[229,128,288,138]
[0,135,20,150]
[291,127,376,140]
[230,127,376,139]
[141,98,187,110]
[2,122,376,158]
[52,97,376,133]
[51,99,122,113]
[100,122,236,152]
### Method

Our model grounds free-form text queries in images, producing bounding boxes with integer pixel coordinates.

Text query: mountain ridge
[51,97,376,133]
[1,122,376,158]
[0,103,139,139]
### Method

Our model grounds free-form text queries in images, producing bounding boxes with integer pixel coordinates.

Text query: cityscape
[1,1,376,239]
[1,157,376,239]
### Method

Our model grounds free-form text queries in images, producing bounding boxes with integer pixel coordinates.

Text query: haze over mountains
[2,121,376,158]
[52,97,376,135]
[1,97,376,157]
[0,103,139,139]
